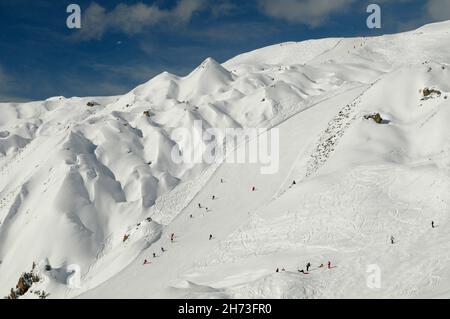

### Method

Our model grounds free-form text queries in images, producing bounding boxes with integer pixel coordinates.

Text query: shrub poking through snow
[123,234,130,242]
[364,113,383,124]
[5,263,41,299]
[143,111,151,117]
[421,87,442,100]
[86,101,99,107]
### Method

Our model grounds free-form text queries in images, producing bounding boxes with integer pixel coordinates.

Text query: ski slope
[1,20,450,299]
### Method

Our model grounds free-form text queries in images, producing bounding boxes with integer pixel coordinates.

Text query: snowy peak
[188,57,232,79]
[113,57,235,108]
[179,57,234,99]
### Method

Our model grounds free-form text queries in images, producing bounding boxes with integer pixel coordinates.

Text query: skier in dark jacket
[209,234,213,240]
[306,262,311,272]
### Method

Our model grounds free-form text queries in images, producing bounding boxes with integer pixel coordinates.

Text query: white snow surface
[1,21,450,299]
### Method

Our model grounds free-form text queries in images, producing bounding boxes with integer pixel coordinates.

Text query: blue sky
[0,0,448,102]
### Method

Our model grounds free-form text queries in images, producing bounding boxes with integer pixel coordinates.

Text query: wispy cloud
[378,0,450,31]
[257,0,357,27]
[427,0,450,21]
[75,0,207,41]
[210,0,238,17]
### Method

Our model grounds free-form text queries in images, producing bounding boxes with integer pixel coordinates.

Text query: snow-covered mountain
[2,20,450,299]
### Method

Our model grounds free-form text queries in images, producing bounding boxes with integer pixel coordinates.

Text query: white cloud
[210,0,237,17]
[257,0,357,27]
[77,2,107,40]
[172,0,207,23]
[76,0,206,40]
[378,0,450,31]
[427,0,450,21]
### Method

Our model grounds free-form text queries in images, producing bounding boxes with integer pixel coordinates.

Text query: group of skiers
[144,246,168,264]
[279,220,440,274]
[142,171,442,279]
[276,261,333,274]
[142,179,274,267]
[196,178,232,216]
[279,220,439,273]
[198,203,210,212]
[143,178,230,266]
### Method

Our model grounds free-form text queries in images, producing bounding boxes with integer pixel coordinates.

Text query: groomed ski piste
[1,20,450,299]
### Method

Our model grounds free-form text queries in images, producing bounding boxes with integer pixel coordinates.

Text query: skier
[221,178,224,183]
[212,195,215,200]
[298,269,305,274]
[143,259,150,265]
[327,261,331,269]
[390,235,395,245]
[161,247,166,253]
[153,253,156,258]
[292,180,296,186]
[319,263,324,268]
[432,221,435,228]
[306,262,311,272]
[252,186,256,192]
[198,203,202,209]
[171,233,175,242]
[190,214,193,219]
[209,234,213,240]
[276,268,279,273]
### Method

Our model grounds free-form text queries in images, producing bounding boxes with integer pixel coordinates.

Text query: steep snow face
[2,21,450,299]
